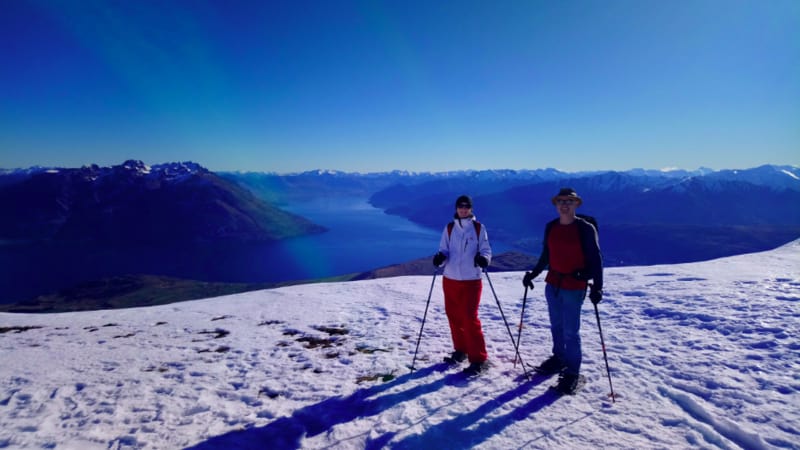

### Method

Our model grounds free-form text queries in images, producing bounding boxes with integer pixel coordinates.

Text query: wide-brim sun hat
[551,187,582,206]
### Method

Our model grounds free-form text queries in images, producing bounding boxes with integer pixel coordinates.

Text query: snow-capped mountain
[2,161,797,309]
[0,160,325,243]
[704,164,800,192]
[1,240,797,449]
[625,167,716,178]
[221,165,800,204]
[7,164,799,195]
[363,166,800,266]
[1,160,207,182]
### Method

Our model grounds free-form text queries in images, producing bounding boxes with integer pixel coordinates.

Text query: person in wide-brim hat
[551,187,582,206]
[521,186,603,395]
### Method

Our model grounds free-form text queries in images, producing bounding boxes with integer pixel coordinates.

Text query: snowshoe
[530,355,566,375]
[462,360,490,377]
[551,373,586,395]
[443,351,467,365]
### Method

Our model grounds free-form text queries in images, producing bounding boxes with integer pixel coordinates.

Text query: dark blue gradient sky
[1,0,798,173]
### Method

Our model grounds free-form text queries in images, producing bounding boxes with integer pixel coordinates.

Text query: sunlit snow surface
[1,240,798,449]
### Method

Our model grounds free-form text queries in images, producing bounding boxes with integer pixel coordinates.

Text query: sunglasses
[555,199,576,205]
[457,204,471,209]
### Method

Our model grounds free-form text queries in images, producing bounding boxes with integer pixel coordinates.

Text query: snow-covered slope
[1,241,798,449]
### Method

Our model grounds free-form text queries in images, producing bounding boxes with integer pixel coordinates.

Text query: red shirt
[544,222,588,290]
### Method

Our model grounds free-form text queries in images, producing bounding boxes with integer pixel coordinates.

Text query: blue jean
[545,283,585,375]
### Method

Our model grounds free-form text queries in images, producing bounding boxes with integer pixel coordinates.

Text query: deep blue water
[0,198,518,304]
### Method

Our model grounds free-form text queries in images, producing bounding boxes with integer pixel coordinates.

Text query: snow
[1,240,799,450]
[782,170,799,181]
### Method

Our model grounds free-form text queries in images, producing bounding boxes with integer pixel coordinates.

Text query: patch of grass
[313,325,349,336]
[259,320,282,326]
[197,328,230,339]
[198,346,231,353]
[0,325,43,334]
[297,336,337,349]
[356,372,396,384]
[355,345,390,354]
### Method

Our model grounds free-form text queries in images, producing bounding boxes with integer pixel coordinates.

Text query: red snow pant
[443,276,488,363]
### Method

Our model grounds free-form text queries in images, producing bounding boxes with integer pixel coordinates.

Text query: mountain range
[225,164,800,266]
[0,160,325,244]
[375,170,800,265]
[222,164,800,203]
[1,162,798,309]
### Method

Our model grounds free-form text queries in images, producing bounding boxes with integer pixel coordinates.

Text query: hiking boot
[462,361,489,376]
[554,373,586,395]
[534,355,566,375]
[443,351,467,365]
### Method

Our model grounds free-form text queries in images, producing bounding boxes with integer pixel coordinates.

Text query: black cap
[455,195,473,208]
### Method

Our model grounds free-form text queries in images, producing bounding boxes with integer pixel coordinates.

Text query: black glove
[474,254,488,268]
[433,252,446,266]
[522,271,535,290]
[589,289,602,305]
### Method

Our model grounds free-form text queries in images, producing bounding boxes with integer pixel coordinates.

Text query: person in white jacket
[432,195,492,376]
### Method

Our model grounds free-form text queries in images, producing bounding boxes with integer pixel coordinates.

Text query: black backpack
[577,214,598,232]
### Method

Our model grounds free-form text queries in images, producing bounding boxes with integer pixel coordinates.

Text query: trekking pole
[593,298,617,402]
[513,285,529,368]
[410,270,438,373]
[483,270,531,380]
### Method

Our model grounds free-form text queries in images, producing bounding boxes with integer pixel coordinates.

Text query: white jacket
[437,215,492,281]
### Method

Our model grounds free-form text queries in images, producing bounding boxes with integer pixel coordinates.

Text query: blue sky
[1,0,798,173]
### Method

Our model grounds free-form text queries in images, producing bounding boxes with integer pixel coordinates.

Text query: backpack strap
[576,214,598,232]
[447,221,481,238]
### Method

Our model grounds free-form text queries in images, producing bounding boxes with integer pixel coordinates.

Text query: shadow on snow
[386,373,561,449]
[184,365,568,450]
